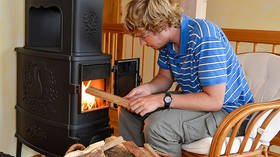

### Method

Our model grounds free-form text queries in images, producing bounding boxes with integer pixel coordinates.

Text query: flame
[81,81,96,111]
[81,79,108,113]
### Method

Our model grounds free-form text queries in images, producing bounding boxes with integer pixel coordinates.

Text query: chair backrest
[237,52,280,102]
[238,52,280,150]
[208,53,280,156]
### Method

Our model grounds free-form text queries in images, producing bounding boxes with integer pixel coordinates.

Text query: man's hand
[128,94,164,116]
[124,68,174,116]
[124,84,152,100]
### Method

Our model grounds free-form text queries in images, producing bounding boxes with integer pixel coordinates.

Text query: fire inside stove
[81,79,109,113]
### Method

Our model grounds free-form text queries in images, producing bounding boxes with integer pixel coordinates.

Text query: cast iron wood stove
[14,0,132,156]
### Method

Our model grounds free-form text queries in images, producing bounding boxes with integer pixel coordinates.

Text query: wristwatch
[163,93,172,109]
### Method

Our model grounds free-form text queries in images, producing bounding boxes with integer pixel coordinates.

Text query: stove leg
[16,139,22,157]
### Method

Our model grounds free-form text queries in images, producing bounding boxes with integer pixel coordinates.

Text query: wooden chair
[182,52,280,157]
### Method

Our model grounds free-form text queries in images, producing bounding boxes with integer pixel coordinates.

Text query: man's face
[137,30,170,50]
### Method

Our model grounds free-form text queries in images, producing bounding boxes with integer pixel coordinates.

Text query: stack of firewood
[64,136,170,157]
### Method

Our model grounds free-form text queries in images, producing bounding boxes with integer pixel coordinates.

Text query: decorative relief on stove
[82,10,98,37]
[25,124,47,141]
[23,62,58,115]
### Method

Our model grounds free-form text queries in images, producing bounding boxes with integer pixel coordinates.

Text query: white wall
[0,0,21,155]
[0,0,37,156]
[206,0,280,30]
[182,0,207,19]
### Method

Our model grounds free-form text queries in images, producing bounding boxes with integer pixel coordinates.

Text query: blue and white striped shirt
[157,15,254,113]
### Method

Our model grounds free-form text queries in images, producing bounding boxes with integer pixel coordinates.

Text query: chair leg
[16,139,22,157]
[263,146,268,157]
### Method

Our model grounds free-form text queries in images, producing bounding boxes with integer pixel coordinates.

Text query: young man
[119,0,254,156]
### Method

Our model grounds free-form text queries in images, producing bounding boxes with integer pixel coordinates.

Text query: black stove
[15,0,114,156]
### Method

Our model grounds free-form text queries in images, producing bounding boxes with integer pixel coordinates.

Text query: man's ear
[152,21,169,32]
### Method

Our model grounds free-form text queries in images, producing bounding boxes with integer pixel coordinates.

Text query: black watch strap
[163,93,172,109]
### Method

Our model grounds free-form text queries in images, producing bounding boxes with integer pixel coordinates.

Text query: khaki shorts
[144,109,229,144]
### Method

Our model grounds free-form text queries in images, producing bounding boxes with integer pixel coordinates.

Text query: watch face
[164,96,172,103]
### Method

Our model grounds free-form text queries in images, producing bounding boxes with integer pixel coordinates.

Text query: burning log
[86,87,129,109]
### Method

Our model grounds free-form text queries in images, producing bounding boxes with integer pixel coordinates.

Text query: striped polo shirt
[157,15,254,113]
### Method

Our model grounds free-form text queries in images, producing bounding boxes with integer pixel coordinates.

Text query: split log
[64,136,171,157]
[83,141,105,155]
[84,149,105,157]
[101,136,124,151]
[64,136,124,157]
[104,136,134,157]
[144,144,160,157]
[86,87,129,109]
[65,143,86,157]
[122,141,156,157]
[104,145,134,157]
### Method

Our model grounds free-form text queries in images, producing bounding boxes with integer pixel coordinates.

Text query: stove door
[113,58,141,97]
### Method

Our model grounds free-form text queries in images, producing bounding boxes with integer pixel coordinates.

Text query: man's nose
[139,38,147,46]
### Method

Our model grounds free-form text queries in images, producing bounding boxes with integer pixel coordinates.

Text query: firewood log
[144,144,160,157]
[103,136,133,157]
[83,141,105,155]
[64,136,171,157]
[64,136,124,157]
[84,149,106,157]
[104,145,134,157]
[122,141,154,157]
[64,141,105,157]
[65,143,86,154]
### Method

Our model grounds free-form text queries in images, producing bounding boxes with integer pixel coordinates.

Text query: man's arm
[128,69,226,116]
[149,68,226,112]
[146,68,174,94]
[128,83,226,116]
[171,83,226,111]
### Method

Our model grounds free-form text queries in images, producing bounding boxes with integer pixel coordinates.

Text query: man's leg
[144,109,228,157]
[118,107,145,146]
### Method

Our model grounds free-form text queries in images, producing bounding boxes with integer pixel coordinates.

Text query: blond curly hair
[124,0,183,35]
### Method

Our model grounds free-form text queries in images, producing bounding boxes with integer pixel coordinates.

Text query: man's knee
[144,116,180,143]
[143,119,159,141]
[143,117,182,157]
